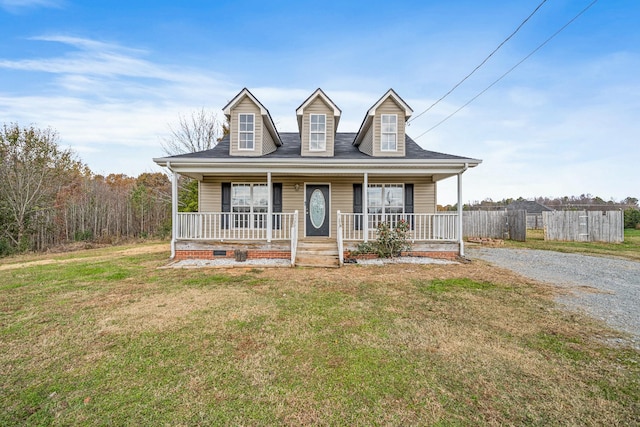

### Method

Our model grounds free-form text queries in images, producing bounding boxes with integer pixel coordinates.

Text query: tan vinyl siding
[372,98,406,157]
[359,124,374,156]
[262,126,277,155]
[229,97,262,157]
[280,177,305,235]
[300,98,335,157]
[414,177,437,214]
[199,176,221,212]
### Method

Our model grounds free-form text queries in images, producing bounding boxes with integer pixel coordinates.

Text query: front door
[306,184,330,237]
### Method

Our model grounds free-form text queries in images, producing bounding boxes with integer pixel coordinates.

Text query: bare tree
[162,108,223,155]
[161,109,229,212]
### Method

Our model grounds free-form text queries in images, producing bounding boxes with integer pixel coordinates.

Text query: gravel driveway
[467,247,640,349]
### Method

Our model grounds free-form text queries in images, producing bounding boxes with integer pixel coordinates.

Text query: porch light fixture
[294,183,300,191]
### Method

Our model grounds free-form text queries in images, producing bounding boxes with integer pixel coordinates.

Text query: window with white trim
[309,114,326,151]
[381,114,397,151]
[239,114,254,150]
[231,183,267,228]
[367,184,404,227]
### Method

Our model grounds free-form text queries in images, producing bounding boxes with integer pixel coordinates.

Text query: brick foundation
[345,250,459,261]
[175,249,290,261]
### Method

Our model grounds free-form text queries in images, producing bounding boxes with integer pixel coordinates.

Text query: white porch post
[169,162,178,259]
[363,172,369,242]
[267,172,272,243]
[457,163,468,257]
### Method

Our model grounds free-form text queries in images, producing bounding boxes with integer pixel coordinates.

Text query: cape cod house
[153,88,481,266]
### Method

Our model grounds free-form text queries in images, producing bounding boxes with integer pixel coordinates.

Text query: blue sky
[1,0,638,205]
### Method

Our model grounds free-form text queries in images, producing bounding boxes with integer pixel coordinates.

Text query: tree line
[0,123,172,256]
[1,111,224,257]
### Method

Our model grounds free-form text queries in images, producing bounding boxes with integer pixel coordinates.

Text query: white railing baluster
[175,212,298,241]
[176,212,458,243]
[336,212,458,242]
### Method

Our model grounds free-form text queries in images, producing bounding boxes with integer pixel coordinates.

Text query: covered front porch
[168,166,470,266]
[161,157,474,266]
[173,210,460,266]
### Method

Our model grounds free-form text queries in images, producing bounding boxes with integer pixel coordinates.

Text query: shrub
[353,220,412,258]
[74,230,93,242]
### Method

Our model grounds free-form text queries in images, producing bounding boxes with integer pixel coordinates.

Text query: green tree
[179,179,199,212]
[624,208,640,229]
[0,123,84,253]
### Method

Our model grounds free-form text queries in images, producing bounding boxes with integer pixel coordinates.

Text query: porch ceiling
[163,162,473,182]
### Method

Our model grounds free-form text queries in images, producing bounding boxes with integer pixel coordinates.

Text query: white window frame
[367,183,404,231]
[309,114,326,151]
[380,114,397,152]
[367,184,404,215]
[238,113,255,151]
[231,183,267,229]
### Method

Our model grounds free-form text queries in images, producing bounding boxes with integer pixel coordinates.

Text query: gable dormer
[353,89,413,157]
[223,88,281,157]
[296,88,341,157]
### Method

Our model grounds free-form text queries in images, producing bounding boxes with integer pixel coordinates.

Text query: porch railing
[290,211,299,266]
[176,212,297,241]
[338,212,459,242]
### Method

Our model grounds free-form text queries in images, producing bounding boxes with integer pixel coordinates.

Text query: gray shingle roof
[166,132,472,161]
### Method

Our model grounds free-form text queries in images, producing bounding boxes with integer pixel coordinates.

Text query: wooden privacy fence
[543,211,624,243]
[463,210,526,241]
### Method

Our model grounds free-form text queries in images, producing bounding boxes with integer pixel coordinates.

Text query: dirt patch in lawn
[0,243,169,272]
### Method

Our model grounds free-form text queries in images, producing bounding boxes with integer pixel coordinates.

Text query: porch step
[295,240,340,268]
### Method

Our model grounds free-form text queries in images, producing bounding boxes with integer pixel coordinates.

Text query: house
[153,88,481,266]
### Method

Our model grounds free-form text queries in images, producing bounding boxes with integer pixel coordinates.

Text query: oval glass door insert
[309,189,326,229]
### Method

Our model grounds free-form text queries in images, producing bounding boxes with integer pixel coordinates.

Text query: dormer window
[239,114,255,150]
[381,114,397,151]
[310,114,326,151]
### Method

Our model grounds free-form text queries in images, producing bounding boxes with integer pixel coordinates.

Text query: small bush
[353,220,412,258]
[0,238,14,257]
[74,230,93,242]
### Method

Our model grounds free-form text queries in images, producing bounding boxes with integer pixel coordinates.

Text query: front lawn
[1,244,638,425]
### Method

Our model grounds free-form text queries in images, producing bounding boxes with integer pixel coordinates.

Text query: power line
[408,0,548,125]
[413,0,599,140]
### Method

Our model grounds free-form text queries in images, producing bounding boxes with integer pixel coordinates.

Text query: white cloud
[1,30,639,205]
[0,35,242,176]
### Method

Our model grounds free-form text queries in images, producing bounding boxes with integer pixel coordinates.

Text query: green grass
[503,228,640,261]
[0,244,639,425]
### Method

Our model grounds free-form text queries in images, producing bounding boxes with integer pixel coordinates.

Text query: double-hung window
[381,114,397,151]
[367,184,404,227]
[309,114,326,151]
[231,183,267,228]
[239,114,254,150]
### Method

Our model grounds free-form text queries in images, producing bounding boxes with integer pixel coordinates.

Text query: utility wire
[413,0,599,140]
[407,0,548,125]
